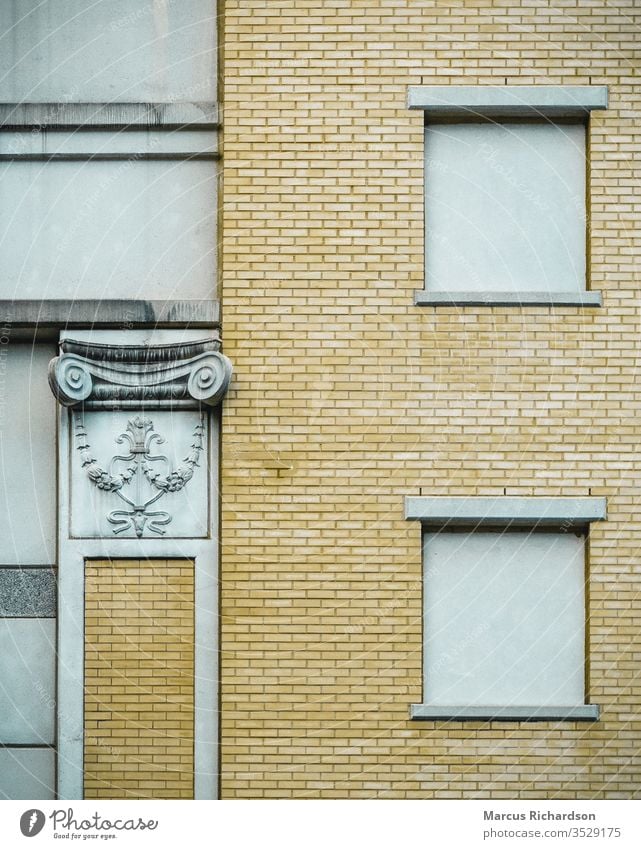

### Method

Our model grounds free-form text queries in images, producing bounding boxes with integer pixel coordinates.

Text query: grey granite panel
[0,569,56,617]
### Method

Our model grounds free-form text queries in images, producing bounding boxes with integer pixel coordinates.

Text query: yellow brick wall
[84,559,194,799]
[220,1,641,797]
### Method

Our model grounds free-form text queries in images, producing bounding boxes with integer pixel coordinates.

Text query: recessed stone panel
[0,748,55,800]
[0,0,217,103]
[0,619,55,744]
[0,345,56,565]
[0,161,217,301]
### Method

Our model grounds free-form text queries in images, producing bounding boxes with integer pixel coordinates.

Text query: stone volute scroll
[48,337,232,409]
[48,335,232,539]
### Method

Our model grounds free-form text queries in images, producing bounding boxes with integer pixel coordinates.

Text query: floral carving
[74,413,206,537]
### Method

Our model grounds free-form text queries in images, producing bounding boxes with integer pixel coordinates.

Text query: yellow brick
[220,0,641,800]
[84,559,194,799]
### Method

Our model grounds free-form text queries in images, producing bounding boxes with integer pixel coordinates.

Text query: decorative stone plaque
[48,333,231,539]
[70,409,209,539]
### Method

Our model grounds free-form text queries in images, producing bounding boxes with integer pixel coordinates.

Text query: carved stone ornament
[48,337,232,409]
[74,412,205,537]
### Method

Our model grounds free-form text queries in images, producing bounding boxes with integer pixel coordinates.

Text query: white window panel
[425,122,586,295]
[423,530,585,707]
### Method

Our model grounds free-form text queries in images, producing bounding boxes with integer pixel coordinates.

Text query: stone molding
[404,495,607,529]
[407,85,608,117]
[0,101,219,130]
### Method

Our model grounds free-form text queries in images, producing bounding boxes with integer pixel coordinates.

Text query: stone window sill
[414,291,602,307]
[410,704,600,722]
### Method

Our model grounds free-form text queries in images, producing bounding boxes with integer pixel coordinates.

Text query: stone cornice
[0,102,219,130]
[0,299,220,330]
